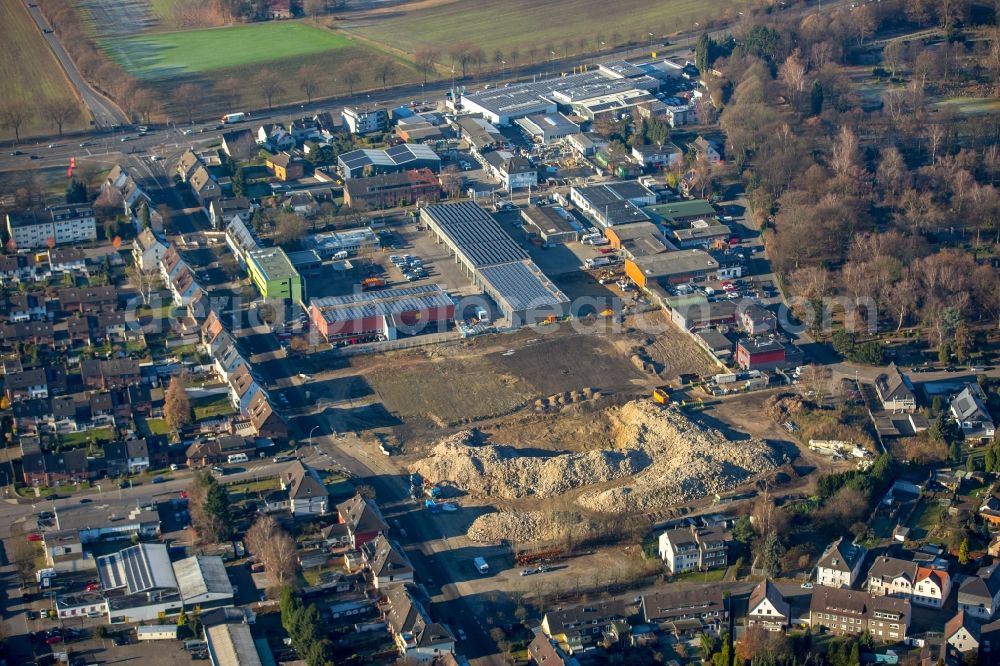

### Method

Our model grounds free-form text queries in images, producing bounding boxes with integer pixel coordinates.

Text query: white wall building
[6,205,97,249]
[815,538,866,588]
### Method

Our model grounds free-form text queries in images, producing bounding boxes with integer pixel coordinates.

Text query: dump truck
[652,386,670,404]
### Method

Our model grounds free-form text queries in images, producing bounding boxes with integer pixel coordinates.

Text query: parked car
[27,533,42,542]
[151,476,165,484]
[85,582,100,592]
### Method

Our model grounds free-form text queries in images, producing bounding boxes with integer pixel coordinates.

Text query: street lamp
[648,32,654,54]
[500,60,506,86]
[549,51,556,78]
[308,426,320,456]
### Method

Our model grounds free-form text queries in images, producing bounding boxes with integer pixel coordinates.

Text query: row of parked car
[389,254,428,281]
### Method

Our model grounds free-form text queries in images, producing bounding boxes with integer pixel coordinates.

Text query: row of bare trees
[36,0,162,123]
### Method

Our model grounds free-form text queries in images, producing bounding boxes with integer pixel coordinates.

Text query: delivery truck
[473,557,489,574]
[221,112,248,124]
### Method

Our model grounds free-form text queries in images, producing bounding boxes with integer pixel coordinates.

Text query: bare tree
[9,539,37,589]
[415,48,439,85]
[883,40,904,78]
[174,83,203,124]
[0,101,30,144]
[297,64,323,104]
[42,99,81,137]
[246,515,298,589]
[926,124,946,163]
[851,5,876,45]
[127,262,162,305]
[274,212,307,246]
[778,52,807,109]
[164,373,192,430]
[374,57,397,91]
[690,156,714,199]
[439,165,463,199]
[340,60,364,95]
[255,70,285,111]
[215,77,242,113]
[797,364,831,405]
[131,88,160,124]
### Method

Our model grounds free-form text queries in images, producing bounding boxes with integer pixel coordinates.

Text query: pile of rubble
[413,400,781,515]
[577,401,781,513]
[467,511,593,544]
[411,431,648,499]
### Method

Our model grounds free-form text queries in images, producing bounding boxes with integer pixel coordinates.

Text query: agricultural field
[344,0,749,58]
[102,23,355,79]
[99,20,420,116]
[0,2,87,139]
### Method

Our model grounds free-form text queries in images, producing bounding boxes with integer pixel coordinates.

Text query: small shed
[892,525,910,543]
[137,624,178,640]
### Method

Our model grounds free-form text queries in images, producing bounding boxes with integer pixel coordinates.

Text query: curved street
[23,2,128,129]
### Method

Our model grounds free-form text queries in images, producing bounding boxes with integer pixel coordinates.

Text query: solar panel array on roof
[339,149,395,170]
[97,553,125,591]
[312,284,454,324]
[385,143,439,163]
[479,261,568,312]
[422,202,528,268]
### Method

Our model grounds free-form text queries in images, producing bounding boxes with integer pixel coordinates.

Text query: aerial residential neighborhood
[0,0,999,665]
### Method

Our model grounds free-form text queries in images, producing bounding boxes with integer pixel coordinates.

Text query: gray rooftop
[311,284,454,324]
[422,202,529,267]
[52,500,160,533]
[98,543,176,594]
[478,260,569,312]
[173,555,232,599]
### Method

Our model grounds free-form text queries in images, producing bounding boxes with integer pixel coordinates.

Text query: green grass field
[103,22,354,80]
[347,0,747,57]
[0,2,88,139]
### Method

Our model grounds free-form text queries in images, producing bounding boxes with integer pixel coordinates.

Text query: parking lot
[371,224,486,299]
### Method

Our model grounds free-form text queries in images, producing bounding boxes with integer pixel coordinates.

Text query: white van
[227,453,248,464]
[332,250,349,260]
[36,568,56,582]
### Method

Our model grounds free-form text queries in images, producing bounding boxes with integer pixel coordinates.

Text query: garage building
[421,202,569,326]
[309,284,455,343]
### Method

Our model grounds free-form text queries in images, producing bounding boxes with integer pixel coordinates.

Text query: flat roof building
[309,284,455,342]
[570,182,656,227]
[246,247,303,302]
[645,200,718,226]
[421,202,569,326]
[605,221,675,258]
[305,228,380,258]
[6,205,97,249]
[515,113,580,143]
[671,220,732,248]
[625,249,720,288]
[520,206,582,245]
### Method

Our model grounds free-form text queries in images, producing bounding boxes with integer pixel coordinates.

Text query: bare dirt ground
[364,324,651,430]
[613,310,721,380]
[487,330,650,396]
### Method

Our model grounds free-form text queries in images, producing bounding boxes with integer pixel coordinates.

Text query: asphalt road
[23,3,128,129]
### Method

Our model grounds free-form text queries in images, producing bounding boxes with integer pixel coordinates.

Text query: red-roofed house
[913,567,950,609]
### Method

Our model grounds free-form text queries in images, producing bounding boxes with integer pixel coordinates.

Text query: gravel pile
[467,511,592,544]
[577,401,781,513]
[413,401,780,515]
[411,432,649,499]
